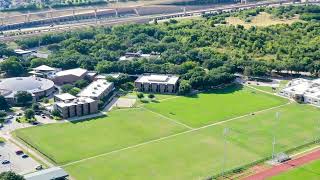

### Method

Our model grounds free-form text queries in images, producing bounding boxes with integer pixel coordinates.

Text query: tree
[24,109,35,120]
[74,79,89,89]
[178,80,192,95]
[137,92,144,99]
[69,87,81,96]
[0,171,25,180]
[32,103,40,111]
[0,111,7,124]
[51,109,61,117]
[14,91,33,106]
[148,94,155,99]
[0,95,9,110]
[61,84,74,93]
[0,58,24,77]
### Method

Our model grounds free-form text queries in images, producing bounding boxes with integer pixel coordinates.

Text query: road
[2,0,318,42]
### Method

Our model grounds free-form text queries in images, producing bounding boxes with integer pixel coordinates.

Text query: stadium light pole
[272,112,280,160]
[222,127,229,179]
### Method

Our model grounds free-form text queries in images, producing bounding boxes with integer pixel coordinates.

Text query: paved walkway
[244,149,320,180]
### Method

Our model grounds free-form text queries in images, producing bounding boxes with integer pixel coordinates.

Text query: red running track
[243,149,320,180]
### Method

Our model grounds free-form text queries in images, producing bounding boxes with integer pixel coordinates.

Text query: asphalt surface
[0,141,40,174]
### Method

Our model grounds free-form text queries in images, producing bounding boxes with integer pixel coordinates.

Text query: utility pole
[272,112,280,160]
[222,127,229,179]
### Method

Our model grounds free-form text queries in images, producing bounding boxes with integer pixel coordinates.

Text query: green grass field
[64,103,320,180]
[249,80,289,94]
[14,84,320,180]
[145,85,288,127]
[270,159,320,180]
[14,108,187,164]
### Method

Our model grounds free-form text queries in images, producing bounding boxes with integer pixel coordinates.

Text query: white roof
[54,93,76,101]
[33,65,56,71]
[135,74,179,85]
[95,73,121,80]
[14,49,33,55]
[24,167,68,180]
[78,79,113,98]
[55,68,87,77]
[282,78,320,96]
[56,97,95,108]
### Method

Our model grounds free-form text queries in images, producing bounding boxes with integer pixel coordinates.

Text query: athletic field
[14,85,320,179]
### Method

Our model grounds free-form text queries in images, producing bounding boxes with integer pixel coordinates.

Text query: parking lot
[0,141,40,174]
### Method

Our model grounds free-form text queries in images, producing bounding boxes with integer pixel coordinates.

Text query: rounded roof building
[0,77,54,98]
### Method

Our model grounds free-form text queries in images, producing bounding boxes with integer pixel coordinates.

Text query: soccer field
[270,160,320,180]
[145,85,287,127]
[63,103,320,180]
[14,85,319,180]
[14,108,187,164]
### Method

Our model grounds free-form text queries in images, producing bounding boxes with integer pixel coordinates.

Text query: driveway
[0,141,40,174]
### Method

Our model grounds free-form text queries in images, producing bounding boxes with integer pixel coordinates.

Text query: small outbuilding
[24,167,69,180]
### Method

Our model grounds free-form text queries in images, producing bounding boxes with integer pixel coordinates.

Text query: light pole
[222,127,229,179]
[272,112,280,160]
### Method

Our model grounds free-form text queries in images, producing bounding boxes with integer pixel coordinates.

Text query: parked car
[22,154,29,158]
[16,112,22,116]
[41,114,46,118]
[2,160,10,164]
[6,115,13,119]
[31,121,40,125]
[35,165,43,170]
[15,150,23,155]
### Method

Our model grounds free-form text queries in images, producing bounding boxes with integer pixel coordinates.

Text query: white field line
[142,107,194,130]
[158,96,181,102]
[62,102,291,167]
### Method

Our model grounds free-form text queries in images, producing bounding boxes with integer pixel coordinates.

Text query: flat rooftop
[24,167,68,180]
[54,93,76,102]
[78,79,113,99]
[55,68,87,77]
[56,97,95,108]
[135,74,179,85]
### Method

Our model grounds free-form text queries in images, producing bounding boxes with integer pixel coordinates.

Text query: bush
[42,98,49,104]
[140,98,149,103]
[148,94,155,99]
[137,92,144,99]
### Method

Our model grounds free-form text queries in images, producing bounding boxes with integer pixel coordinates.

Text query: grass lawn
[226,12,302,29]
[64,103,320,180]
[0,137,5,143]
[269,159,320,180]
[14,108,187,164]
[145,85,288,127]
[250,80,289,94]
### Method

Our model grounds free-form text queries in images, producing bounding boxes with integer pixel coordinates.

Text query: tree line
[1,5,319,94]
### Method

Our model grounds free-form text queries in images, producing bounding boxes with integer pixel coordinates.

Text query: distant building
[279,78,320,106]
[14,49,33,58]
[24,167,69,180]
[0,76,55,103]
[53,94,98,119]
[119,51,159,61]
[29,65,60,78]
[77,79,114,100]
[135,74,179,93]
[52,68,88,85]
[94,73,121,81]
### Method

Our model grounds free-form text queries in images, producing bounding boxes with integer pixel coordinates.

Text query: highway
[0,0,319,42]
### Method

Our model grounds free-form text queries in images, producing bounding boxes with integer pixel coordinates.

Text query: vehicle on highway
[2,160,10,164]
[15,150,23,155]
[22,154,29,158]
[35,165,43,170]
